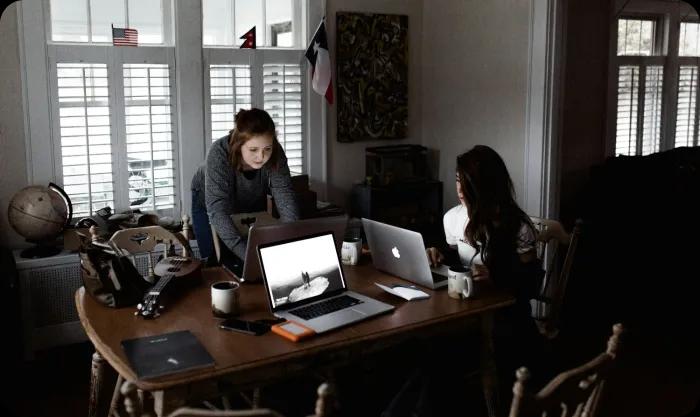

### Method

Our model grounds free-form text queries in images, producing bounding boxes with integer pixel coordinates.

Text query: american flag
[112,26,138,46]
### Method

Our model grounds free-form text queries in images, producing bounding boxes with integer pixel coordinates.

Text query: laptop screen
[258,232,347,310]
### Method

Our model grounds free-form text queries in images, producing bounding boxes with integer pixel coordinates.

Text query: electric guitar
[135,256,202,319]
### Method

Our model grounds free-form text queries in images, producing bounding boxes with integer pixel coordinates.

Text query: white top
[443,204,536,266]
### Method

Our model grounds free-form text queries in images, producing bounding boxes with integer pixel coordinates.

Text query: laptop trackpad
[333,308,366,322]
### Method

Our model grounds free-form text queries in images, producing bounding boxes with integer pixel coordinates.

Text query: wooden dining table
[76,259,515,417]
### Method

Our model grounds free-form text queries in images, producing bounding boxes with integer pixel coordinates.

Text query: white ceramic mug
[341,238,362,266]
[211,280,240,317]
[447,266,474,299]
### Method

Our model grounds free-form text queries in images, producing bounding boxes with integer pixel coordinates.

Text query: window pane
[209,65,252,141]
[124,64,176,211]
[56,63,114,217]
[617,18,655,56]
[203,0,235,46]
[267,0,293,47]
[90,0,126,43]
[616,66,640,155]
[128,0,163,44]
[50,0,89,42]
[675,66,698,147]
[236,0,264,46]
[679,22,700,57]
[264,64,303,174]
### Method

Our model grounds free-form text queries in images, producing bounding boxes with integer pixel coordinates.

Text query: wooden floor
[2,324,699,417]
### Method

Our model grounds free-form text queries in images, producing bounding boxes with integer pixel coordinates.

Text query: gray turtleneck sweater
[191,136,299,259]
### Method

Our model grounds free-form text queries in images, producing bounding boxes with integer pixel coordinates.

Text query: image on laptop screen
[259,233,346,309]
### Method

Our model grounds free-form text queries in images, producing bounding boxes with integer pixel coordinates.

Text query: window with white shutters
[56,63,114,217]
[610,11,700,155]
[264,64,303,174]
[123,64,176,211]
[612,17,665,156]
[202,1,307,174]
[208,65,252,141]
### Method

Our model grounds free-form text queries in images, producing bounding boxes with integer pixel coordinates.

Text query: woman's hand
[471,264,490,281]
[425,247,444,267]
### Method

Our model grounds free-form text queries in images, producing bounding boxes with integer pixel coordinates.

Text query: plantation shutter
[675,65,699,147]
[263,64,303,174]
[123,64,176,211]
[56,63,114,217]
[208,65,253,141]
[614,64,663,155]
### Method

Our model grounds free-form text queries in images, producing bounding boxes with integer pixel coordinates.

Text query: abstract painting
[336,12,408,142]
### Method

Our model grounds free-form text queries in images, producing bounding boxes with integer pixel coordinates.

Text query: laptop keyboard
[289,295,363,320]
[432,272,448,283]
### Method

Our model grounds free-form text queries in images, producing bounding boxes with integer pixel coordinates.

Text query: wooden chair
[163,382,338,417]
[528,217,582,338]
[104,216,194,283]
[508,323,623,417]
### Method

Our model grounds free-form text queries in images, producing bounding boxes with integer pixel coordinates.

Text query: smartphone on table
[218,318,271,335]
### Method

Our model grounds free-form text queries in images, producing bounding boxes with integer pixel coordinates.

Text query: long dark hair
[227,108,283,171]
[457,145,534,286]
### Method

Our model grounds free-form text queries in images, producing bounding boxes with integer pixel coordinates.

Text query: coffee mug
[211,281,240,317]
[447,265,474,299]
[341,238,362,266]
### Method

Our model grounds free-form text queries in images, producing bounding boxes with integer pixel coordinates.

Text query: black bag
[79,244,151,308]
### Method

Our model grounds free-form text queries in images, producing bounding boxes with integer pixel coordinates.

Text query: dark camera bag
[79,244,150,308]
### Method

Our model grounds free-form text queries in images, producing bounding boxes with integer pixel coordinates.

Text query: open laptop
[362,218,450,289]
[257,231,394,333]
[231,215,349,282]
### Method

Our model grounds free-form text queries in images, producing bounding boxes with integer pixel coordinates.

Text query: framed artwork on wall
[336,12,408,142]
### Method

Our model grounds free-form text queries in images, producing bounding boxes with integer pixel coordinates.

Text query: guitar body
[137,256,203,319]
[153,256,203,286]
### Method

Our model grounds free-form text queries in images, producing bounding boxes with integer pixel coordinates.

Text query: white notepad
[375,282,430,301]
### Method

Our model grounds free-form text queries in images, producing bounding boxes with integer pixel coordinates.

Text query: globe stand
[20,242,62,259]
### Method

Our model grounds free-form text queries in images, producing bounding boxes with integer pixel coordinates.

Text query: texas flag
[305,20,333,105]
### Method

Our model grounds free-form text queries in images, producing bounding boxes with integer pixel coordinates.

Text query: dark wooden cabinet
[350,180,444,247]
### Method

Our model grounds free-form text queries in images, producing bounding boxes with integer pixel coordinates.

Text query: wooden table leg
[89,350,106,417]
[481,312,499,417]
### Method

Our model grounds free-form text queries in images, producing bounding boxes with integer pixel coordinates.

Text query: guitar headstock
[136,294,163,319]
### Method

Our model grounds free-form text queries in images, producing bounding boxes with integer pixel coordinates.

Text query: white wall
[422,0,532,209]
[0,4,29,248]
[324,0,424,206]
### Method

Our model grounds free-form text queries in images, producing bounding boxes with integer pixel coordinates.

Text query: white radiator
[15,243,201,359]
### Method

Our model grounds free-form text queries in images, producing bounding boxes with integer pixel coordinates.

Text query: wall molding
[524,0,566,219]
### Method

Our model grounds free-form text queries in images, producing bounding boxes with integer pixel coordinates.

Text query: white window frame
[606,1,700,157]
[47,45,179,216]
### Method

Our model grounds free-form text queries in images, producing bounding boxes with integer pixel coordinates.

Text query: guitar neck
[150,274,173,295]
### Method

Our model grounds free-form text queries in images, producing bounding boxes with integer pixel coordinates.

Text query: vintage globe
[8,184,71,243]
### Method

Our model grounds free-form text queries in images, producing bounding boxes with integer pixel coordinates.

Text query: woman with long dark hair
[190,108,299,272]
[423,145,546,415]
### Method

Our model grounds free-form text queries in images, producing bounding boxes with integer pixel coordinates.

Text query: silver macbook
[362,218,449,289]
[233,215,349,282]
[257,231,394,334]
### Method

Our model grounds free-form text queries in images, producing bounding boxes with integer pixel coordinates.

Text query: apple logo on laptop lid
[392,246,401,258]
